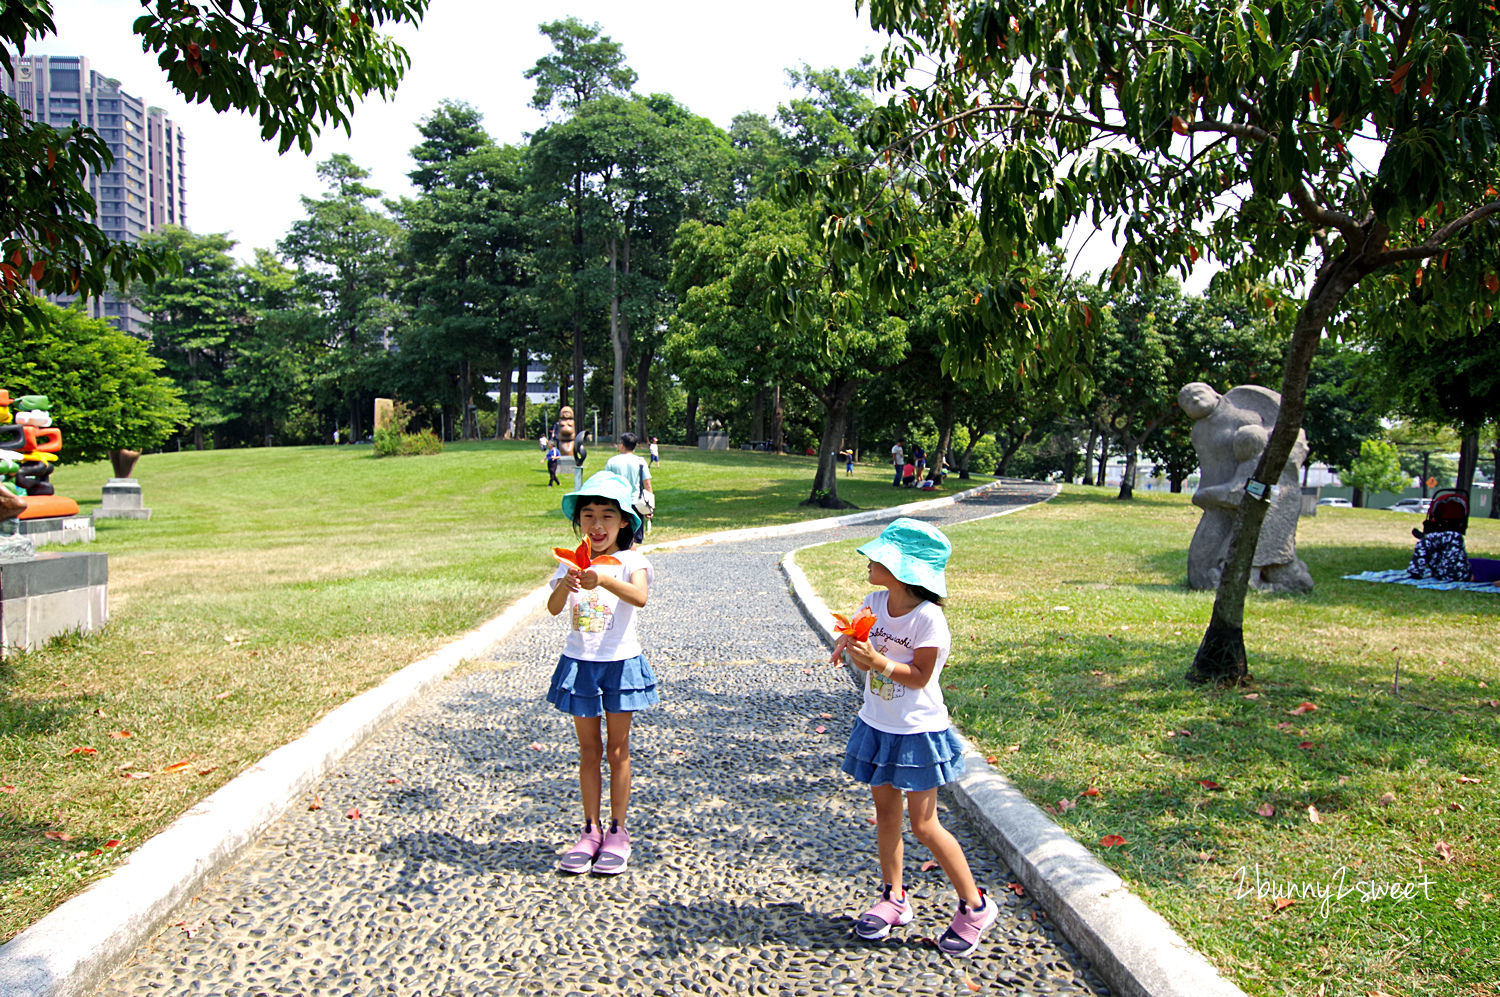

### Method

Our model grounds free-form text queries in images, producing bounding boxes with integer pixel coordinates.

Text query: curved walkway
[88,481,1115,996]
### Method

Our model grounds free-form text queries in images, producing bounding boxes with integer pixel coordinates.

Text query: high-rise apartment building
[2,53,186,336]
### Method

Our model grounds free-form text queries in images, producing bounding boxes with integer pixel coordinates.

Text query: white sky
[41,0,890,261]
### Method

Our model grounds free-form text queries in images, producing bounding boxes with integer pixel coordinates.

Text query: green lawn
[0,441,917,941]
[798,487,1500,997]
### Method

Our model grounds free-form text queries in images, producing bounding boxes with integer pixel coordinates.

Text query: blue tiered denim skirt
[546,653,659,717]
[842,716,966,791]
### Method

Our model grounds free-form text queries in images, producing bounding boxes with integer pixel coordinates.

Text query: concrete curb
[780,497,1249,997]
[0,478,1009,997]
[0,582,554,997]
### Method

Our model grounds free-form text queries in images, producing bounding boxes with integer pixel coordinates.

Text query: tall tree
[526,18,635,413]
[135,227,247,450]
[820,0,1500,683]
[279,154,403,440]
[0,0,428,333]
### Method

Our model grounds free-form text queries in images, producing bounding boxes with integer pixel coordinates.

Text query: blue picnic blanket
[1343,568,1500,594]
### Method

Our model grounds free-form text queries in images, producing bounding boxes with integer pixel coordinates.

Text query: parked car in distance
[1316,497,1353,508]
[1386,497,1432,513]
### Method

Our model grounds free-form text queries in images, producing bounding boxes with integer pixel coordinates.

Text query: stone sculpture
[1179,382,1313,594]
[556,406,577,457]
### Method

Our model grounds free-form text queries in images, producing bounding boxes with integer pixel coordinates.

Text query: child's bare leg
[573,716,604,825]
[604,711,634,825]
[906,788,982,907]
[871,783,907,892]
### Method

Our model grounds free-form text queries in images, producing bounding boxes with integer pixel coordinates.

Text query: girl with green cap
[545,471,658,875]
[830,517,997,956]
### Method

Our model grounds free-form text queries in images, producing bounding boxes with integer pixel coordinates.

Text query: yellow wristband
[880,658,896,678]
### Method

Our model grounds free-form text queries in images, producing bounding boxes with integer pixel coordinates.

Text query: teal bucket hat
[561,471,643,534]
[857,517,951,598]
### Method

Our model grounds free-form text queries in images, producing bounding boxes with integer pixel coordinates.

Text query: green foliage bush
[372,400,443,457]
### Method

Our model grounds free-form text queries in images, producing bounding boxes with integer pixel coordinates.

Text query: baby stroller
[1413,488,1469,540]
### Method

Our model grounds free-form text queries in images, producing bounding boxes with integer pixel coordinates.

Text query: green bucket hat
[857,517,951,598]
[561,471,642,534]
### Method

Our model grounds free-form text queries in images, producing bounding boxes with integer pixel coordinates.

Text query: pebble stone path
[95,480,1108,997]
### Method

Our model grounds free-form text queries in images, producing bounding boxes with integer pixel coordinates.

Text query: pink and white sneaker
[592,820,631,875]
[855,884,913,941]
[937,890,998,956]
[557,822,603,874]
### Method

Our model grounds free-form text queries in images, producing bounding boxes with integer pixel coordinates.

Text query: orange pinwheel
[832,606,877,641]
[552,541,621,570]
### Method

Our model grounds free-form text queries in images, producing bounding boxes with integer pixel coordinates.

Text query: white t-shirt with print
[891,444,904,467]
[856,589,952,735]
[550,548,653,661]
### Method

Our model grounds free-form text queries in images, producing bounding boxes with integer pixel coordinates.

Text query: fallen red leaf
[831,606,877,641]
[1272,897,1296,912]
[346,807,362,820]
[920,859,940,871]
[386,778,402,785]
[43,830,73,841]
[108,730,133,739]
[162,761,190,773]
[819,712,833,720]
[1199,779,1225,791]
[985,755,998,764]
[1435,840,1452,862]
[68,747,98,755]
[1007,882,1025,895]
[104,838,121,848]
[1457,776,1482,784]
[1298,742,1316,750]
[1307,805,1322,824]
[814,726,827,734]
[197,767,217,776]
[965,976,982,992]
[1081,786,1101,797]
[1256,803,1276,818]
[1099,834,1127,847]
[0,784,15,793]
[308,795,323,811]
[528,742,544,751]
[1289,701,1318,715]
[1057,797,1076,811]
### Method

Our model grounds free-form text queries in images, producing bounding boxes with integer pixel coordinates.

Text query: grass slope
[799,487,1499,997]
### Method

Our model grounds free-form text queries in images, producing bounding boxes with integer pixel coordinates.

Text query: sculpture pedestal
[11,514,94,546]
[697,432,729,451]
[94,478,152,520]
[0,551,108,655]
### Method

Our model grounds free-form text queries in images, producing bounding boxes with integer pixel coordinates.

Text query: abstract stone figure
[1179,382,1314,594]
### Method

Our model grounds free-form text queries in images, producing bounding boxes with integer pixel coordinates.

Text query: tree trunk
[1095,437,1109,488]
[1190,257,1359,685]
[1117,447,1138,500]
[512,350,529,441]
[686,393,699,446]
[772,383,785,454]
[1456,431,1478,494]
[1082,427,1098,485]
[806,380,860,507]
[634,342,651,437]
[608,235,628,443]
[930,388,956,481]
[1352,485,1365,509]
[459,358,475,439]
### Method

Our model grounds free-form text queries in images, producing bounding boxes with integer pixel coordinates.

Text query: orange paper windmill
[832,606,876,641]
[552,541,621,570]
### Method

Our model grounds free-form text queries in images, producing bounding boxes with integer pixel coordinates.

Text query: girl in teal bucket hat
[830,517,997,956]
[545,470,657,875]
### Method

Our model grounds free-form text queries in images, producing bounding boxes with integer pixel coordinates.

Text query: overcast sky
[41,1,889,261]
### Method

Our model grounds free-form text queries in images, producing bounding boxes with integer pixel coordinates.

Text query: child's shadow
[637,899,930,957]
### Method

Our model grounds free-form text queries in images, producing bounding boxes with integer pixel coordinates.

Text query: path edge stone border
[0,478,1012,997]
[780,497,1249,997]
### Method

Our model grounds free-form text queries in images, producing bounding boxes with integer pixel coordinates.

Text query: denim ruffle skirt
[546,653,659,717]
[842,716,966,791]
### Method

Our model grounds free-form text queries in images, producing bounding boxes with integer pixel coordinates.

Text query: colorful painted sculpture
[0,389,79,519]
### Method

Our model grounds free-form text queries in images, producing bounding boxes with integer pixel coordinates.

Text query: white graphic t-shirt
[856,589,952,735]
[550,548,653,661]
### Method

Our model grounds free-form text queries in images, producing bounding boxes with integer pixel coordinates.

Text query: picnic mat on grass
[1343,568,1500,594]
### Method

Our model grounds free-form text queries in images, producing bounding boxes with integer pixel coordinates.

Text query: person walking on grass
[649,437,660,465]
[545,439,561,487]
[890,439,905,488]
[546,472,658,875]
[604,432,654,544]
[830,518,997,956]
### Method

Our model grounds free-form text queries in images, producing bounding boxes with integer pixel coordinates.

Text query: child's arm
[578,567,648,608]
[841,641,940,689]
[546,571,579,616]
